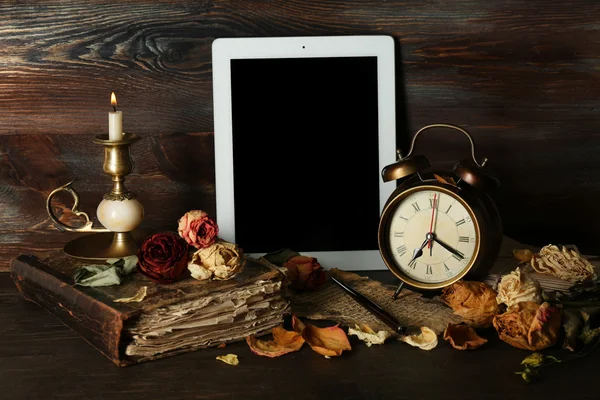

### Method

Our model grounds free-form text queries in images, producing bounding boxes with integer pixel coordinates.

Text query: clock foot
[392,281,405,300]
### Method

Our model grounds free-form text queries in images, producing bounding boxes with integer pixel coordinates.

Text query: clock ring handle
[401,123,487,168]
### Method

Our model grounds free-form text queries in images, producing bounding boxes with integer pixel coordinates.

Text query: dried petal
[216,354,239,365]
[443,323,487,350]
[301,324,352,357]
[493,302,562,351]
[496,267,542,310]
[113,286,147,303]
[347,324,391,347]
[531,245,596,283]
[246,327,305,358]
[441,281,501,328]
[401,326,438,351]
[513,249,534,264]
[291,314,306,334]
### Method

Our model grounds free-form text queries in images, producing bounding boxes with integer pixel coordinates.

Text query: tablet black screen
[230,56,379,253]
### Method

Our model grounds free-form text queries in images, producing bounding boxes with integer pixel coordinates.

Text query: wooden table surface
[1,272,598,400]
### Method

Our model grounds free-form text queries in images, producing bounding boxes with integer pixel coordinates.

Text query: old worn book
[10,251,289,366]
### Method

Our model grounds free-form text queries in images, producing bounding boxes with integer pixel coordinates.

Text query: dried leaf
[113,286,148,303]
[443,323,487,350]
[493,302,562,351]
[434,174,456,186]
[216,354,239,366]
[441,281,501,328]
[513,249,534,264]
[401,326,438,350]
[347,324,391,347]
[217,343,227,349]
[246,327,305,358]
[301,324,352,357]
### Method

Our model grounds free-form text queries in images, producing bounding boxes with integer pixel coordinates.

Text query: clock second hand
[428,193,437,256]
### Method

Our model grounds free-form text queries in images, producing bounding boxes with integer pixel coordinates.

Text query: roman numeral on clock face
[394,232,404,238]
[429,199,438,209]
[444,263,450,272]
[455,219,466,226]
[426,265,433,275]
[412,202,420,212]
[396,245,407,257]
[458,236,470,243]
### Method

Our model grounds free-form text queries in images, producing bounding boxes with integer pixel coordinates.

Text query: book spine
[10,255,127,366]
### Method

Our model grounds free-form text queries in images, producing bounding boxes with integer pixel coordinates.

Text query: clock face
[383,186,480,287]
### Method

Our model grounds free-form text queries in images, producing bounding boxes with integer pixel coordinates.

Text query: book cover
[10,251,290,366]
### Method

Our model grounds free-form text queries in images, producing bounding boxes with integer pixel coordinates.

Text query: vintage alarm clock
[378,124,503,299]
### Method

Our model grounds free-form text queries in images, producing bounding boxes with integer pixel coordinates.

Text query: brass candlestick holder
[46,133,146,260]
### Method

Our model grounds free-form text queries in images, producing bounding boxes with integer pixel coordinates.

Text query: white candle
[109,92,123,141]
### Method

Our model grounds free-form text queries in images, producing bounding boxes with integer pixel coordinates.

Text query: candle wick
[113,106,117,113]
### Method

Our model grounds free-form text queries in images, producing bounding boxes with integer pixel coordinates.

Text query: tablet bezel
[212,35,396,270]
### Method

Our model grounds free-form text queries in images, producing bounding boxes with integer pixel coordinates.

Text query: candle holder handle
[46,181,110,233]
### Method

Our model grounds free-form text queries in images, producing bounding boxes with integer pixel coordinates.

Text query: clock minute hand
[432,236,463,259]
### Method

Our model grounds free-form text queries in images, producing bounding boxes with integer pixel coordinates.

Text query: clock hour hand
[432,236,463,259]
[408,235,432,267]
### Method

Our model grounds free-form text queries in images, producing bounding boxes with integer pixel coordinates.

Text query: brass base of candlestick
[63,230,150,261]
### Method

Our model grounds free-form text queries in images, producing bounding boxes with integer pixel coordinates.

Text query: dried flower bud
[493,302,562,351]
[496,267,542,310]
[531,245,596,283]
[441,281,501,328]
[188,240,244,281]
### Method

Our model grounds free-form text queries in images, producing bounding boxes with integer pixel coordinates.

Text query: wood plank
[0,0,599,267]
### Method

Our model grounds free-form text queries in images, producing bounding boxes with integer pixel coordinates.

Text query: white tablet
[212,35,396,270]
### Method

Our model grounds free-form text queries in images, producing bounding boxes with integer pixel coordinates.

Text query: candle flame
[110,92,117,107]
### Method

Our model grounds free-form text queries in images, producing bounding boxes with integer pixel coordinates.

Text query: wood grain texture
[1,0,599,270]
[1,271,599,400]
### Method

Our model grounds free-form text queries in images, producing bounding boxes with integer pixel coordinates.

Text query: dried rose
[496,267,541,310]
[246,327,305,358]
[531,245,596,283]
[493,302,562,351]
[177,210,219,249]
[291,315,352,357]
[443,323,487,350]
[188,240,244,281]
[441,281,501,328]
[284,256,326,291]
[137,232,189,284]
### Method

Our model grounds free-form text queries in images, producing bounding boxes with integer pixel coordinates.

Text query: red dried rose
[137,232,189,284]
[284,256,326,291]
[177,210,219,249]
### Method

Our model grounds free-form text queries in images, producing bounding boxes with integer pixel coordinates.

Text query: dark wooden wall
[1,0,599,271]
